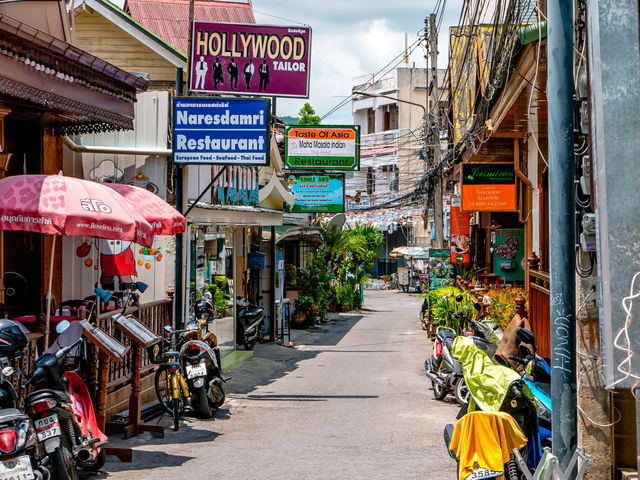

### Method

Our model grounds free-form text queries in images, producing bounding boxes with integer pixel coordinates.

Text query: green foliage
[425,287,476,334]
[297,102,321,125]
[206,276,231,314]
[294,294,314,313]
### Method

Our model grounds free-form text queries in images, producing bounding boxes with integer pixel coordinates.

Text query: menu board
[428,248,455,290]
[82,321,129,361]
[450,197,471,264]
[492,228,525,282]
[113,314,160,347]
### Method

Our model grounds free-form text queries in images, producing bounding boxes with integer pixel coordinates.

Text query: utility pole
[428,13,444,248]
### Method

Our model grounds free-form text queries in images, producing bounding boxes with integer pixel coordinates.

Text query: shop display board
[285,173,345,213]
[450,197,470,264]
[492,228,525,282]
[428,248,455,290]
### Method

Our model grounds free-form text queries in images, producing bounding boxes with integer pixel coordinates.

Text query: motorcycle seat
[27,389,71,404]
[244,307,264,320]
[0,408,25,420]
[444,336,455,350]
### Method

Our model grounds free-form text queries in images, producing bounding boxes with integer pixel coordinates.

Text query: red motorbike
[25,327,106,480]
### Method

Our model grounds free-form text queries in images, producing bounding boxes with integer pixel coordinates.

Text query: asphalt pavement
[97,289,459,479]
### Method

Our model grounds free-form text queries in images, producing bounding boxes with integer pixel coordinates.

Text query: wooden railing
[528,253,550,358]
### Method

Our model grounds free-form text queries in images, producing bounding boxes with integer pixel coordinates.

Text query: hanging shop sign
[461,163,516,211]
[428,248,455,290]
[284,125,359,171]
[450,197,471,264]
[285,173,344,213]
[173,97,269,165]
[492,228,525,282]
[190,22,311,98]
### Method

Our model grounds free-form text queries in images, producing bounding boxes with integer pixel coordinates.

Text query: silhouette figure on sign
[227,59,239,90]
[243,59,254,91]
[194,56,207,89]
[212,57,224,89]
[258,60,269,92]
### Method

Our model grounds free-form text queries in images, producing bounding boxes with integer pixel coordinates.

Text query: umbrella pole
[0,231,4,306]
[44,235,55,348]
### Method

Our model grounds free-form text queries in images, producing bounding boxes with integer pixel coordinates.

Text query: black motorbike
[235,297,264,350]
[180,338,226,418]
[0,319,51,480]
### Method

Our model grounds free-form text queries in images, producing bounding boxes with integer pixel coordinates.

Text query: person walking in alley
[194,56,208,89]
[258,60,269,92]
[212,57,224,89]
[227,59,239,90]
[243,59,255,90]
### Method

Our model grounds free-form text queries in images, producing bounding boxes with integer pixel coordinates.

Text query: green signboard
[285,173,345,213]
[492,228,525,282]
[284,125,360,171]
[428,248,455,290]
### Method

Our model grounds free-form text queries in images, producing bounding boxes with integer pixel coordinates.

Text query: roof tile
[125,0,255,54]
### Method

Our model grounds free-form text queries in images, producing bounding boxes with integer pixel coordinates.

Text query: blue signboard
[173,97,270,165]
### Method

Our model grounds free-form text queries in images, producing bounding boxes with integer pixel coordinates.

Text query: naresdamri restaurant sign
[461,163,516,211]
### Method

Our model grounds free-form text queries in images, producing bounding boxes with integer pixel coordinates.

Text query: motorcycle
[235,297,265,350]
[425,300,497,404]
[24,323,106,480]
[506,327,552,448]
[0,319,51,480]
[444,336,542,479]
[179,338,227,418]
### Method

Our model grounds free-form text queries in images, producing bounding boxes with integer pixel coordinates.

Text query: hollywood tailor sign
[173,97,269,165]
[285,125,360,171]
[190,22,311,98]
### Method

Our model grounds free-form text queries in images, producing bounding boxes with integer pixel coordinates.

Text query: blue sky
[251,0,463,124]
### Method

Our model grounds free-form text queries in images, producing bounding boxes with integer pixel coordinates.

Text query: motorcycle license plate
[0,455,34,480]
[186,363,207,379]
[35,414,60,442]
[465,467,503,479]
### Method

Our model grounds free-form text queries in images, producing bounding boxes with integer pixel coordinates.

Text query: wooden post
[515,293,527,319]
[95,352,109,430]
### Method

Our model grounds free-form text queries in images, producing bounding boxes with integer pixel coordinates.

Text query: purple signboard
[190,22,311,98]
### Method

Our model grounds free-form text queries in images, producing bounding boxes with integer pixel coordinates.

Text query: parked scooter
[179,337,226,418]
[24,322,106,480]
[505,327,552,448]
[235,297,265,350]
[0,319,51,480]
[443,336,542,479]
[425,299,497,404]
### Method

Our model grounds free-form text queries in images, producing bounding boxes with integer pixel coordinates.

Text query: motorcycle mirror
[1,366,13,377]
[473,302,482,312]
[516,327,536,352]
[56,320,71,334]
[455,295,463,302]
[526,360,535,375]
[163,325,173,334]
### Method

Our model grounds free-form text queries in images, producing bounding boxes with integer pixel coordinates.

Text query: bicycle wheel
[172,398,180,431]
[154,365,186,416]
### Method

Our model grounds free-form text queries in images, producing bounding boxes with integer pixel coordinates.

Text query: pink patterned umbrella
[0,174,155,346]
[99,182,186,235]
[0,174,154,246]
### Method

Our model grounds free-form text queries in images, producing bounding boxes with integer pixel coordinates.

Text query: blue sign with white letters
[173,97,270,165]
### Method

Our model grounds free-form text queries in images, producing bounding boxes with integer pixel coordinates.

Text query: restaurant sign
[285,173,344,213]
[173,97,269,165]
[461,163,516,211]
[450,197,470,264]
[190,22,311,98]
[285,125,359,171]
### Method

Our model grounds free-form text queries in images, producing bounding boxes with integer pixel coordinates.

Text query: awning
[0,13,148,133]
[187,203,283,227]
[275,226,322,244]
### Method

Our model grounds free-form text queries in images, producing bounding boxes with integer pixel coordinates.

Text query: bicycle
[150,326,190,431]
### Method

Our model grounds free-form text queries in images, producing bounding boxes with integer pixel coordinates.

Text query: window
[367,109,375,134]
[366,167,375,195]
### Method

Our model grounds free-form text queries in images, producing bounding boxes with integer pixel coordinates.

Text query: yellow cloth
[450,411,528,480]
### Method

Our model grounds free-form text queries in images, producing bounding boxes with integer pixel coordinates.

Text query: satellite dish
[3,272,27,308]
[327,213,346,230]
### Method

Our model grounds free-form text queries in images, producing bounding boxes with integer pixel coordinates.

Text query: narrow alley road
[102,290,458,479]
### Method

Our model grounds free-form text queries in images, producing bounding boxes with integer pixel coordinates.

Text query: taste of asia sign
[190,22,311,98]
[285,125,359,171]
[461,163,516,211]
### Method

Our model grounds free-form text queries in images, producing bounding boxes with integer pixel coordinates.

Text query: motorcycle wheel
[196,387,213,418]
[209,380,226,408]
[243,336,257,351]
[154,365,186,416]
[51,435,79,480]
[432,380,448,400]
[454,378,470,405]
[83,449,106,472]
